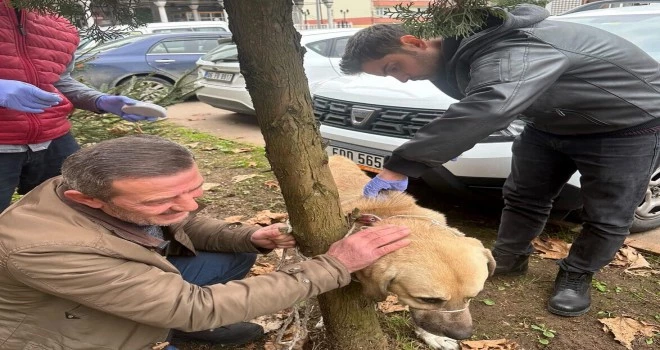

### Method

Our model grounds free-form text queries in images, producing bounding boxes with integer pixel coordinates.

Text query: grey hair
[62,135,196,201]
[340,24,408,75]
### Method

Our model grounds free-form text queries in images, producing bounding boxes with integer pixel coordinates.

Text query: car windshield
[553,13,660,60]
[200,42,238,62]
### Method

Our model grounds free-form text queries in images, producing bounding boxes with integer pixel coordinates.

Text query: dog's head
[355,228,495,340]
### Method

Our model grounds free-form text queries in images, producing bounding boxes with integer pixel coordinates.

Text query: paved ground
[166,100,660,254]
[625,228,660,254]
[166,101,264,146]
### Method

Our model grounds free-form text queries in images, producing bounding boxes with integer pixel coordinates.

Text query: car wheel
[117,76,173,102]
[631,167,660,233]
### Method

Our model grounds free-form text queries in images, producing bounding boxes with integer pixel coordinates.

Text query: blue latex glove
[96,95,158,122]
[363,175,409,198]
[0,79,62,113]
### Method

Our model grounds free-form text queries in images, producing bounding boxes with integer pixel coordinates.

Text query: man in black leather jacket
[339,4,660,317]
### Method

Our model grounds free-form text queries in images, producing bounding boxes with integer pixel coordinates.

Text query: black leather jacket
[387,5,660,177]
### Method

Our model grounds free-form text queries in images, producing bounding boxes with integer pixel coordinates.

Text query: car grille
[313,97,445,139]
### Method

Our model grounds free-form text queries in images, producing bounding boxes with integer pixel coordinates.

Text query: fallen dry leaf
[185,142,200,148]
[610,246,651,270]
[248,161,258,168]
[460,339,520,350]
[376,295,408,314]
[202,182,221,191]
[232,174,260,183]
[273,248,284,259]
[232,147,253,153]
[263,341,278,350]
[600,317,660,350]
[532,237,571,260]
[245,210,289,226]
[264,180,280,190]
[223,215,243,222]
[250,262,276,276]
[251,312,289,333]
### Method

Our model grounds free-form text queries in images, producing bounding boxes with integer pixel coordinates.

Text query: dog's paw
[415,327,460,350]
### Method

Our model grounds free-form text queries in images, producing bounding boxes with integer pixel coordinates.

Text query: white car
[316,6,660,231]
[195,28,358,115]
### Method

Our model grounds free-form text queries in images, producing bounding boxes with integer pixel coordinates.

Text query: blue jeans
[0,132,80,212]
[167,251,257,286]
[165,251,256,348]
[494,126,660,273]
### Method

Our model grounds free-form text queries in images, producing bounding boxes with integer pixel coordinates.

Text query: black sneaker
[547,269,593,317]
[171,322,264,345]
[492,250,529,276]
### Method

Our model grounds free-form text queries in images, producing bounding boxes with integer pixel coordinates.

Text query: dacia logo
[350,107,377,127]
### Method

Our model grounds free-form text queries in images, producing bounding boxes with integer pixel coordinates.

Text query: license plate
[327,146,384,173]
[204,71,234,82]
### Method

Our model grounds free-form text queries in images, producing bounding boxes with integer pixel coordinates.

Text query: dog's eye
[417,297,444,304]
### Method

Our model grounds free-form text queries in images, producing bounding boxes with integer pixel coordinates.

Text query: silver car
[195,28,358,115]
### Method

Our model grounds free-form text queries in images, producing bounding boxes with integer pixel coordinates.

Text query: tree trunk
[224,1,388,349]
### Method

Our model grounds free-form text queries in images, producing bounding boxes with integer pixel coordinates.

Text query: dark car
[73,32,231,99]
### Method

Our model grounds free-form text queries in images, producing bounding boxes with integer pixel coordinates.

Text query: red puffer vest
[0,1,79,144]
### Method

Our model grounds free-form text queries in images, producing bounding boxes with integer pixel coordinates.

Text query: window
[374,7,389,17]
[148,43,169,54]
[329,37,350,58]
[148,38,221,54]
[186,11,225,21]
[306,39,330,56]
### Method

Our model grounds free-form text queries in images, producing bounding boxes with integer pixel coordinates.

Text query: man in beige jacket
[0,135,410,350]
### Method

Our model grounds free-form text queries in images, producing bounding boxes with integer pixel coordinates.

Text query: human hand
[96,95,159,122]
[0,79,62,113]
[250,223,297,249]
[363,169,408,198]
[327,225,410,273]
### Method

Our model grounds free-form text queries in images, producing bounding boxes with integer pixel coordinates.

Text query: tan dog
[328,155,495,349]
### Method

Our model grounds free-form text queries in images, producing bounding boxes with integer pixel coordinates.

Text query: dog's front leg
[414,327,460,350]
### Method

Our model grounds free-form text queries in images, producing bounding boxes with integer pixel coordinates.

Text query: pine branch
[387,0,506,39]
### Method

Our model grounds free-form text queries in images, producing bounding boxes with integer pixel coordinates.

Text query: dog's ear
[483,249,496,277]
[356,265,397,300]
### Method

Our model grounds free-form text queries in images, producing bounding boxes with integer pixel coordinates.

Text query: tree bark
[224,1,388,349]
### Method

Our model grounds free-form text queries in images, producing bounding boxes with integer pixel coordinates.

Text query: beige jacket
[0,177,350,350]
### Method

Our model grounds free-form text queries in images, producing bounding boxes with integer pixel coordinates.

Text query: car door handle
[154,59,175,63]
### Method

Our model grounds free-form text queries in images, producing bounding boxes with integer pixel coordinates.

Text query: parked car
[559,0,660,15]
[73,32,231,100]
[77,21,231,53]
[136,21,230,34]
[195,28,359,115]
[315,6,660,231]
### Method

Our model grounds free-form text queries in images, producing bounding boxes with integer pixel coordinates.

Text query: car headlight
[484,119,526,142]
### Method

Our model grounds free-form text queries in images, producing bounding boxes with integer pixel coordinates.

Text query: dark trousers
[165,251,257,348]
[167,251,257,286]
[0,132,80,212]
[493,126,660,273]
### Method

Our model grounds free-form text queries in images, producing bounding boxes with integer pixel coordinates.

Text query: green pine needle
[387,0,506,39]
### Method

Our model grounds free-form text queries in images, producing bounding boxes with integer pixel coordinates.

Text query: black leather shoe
[171,322,264,345]
[547,269,593,317]
[492,250,529,276]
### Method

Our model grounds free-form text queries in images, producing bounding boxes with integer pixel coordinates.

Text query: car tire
[117,76,173,102]
[631,167,660,233]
